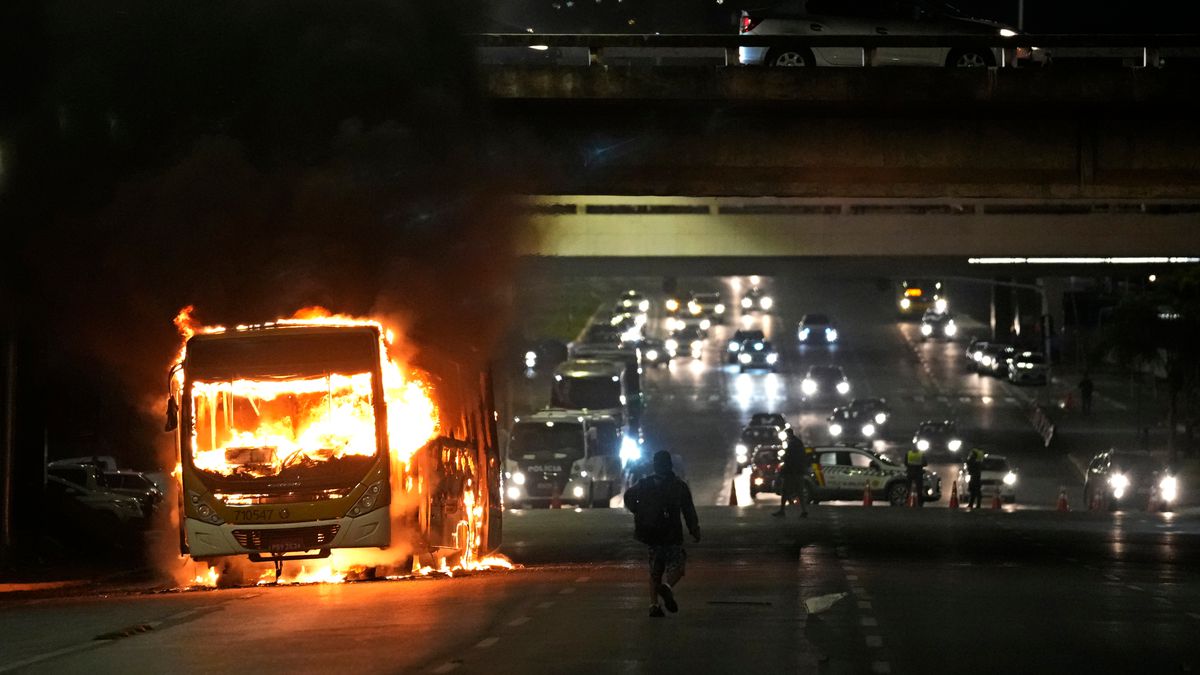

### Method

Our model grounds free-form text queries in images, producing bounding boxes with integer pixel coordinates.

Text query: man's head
[652,450,673,475]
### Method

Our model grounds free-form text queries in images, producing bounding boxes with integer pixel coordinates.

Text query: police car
[804,446,941,506]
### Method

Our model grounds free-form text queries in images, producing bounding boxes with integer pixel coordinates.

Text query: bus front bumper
[185,506,390,559]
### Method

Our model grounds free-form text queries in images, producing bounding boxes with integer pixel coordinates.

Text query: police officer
[772,428,809,518]
[966,447,986,509]
[905,446,927,507]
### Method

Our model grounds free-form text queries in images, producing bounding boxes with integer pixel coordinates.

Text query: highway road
[2,275,1197,674]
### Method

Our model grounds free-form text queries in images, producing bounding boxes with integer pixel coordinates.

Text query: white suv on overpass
[739,0,1044,68]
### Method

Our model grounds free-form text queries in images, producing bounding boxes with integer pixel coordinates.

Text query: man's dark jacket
[625,472,699,545]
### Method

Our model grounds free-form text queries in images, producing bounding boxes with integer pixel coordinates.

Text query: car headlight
[572,486,585,498]
[666,298,679,312]
[999,27,1017,37]
[935,298,949,313]
[799,328,810,340]
[948,439,962,452]
[766,353,778,364]
[760,296,773,310]
[972,351,982,362]
[665,338,678,352]
[862,423,876,437]
[874,412,887,425]
[825,328,838,343]
[1108,473,1130,498]
[1003,472,1017,486]
[645,349,659,361]
[700,319,712,330]
[944,322,958,337]
[917,439,930,451]
[512,471,526,486]
[900,298,911,310]
[506,486,522,501]
[829,423,843,436]
[715,304,726,314]
[735,443,748,459]
[688,302,701,315]
[836,381,850,395]
[980,356,993,367]
[739,353,752,364]
[728,342,740,352]
[691,340,704,354]
[620,436,642,464]
[921,324,933,336]
[638,299,650,312]
[741,297,752,308]
[802,379,817,395]
[1160,475,1178,502]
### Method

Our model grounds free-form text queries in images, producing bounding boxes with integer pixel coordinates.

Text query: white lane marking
[861,617,878,627]
[850,586,866,596]
[846,574,858,581]
[857,600,872,610]
[1188,612,1200,620]
[1105,574,1120,582]
[475,637,499,649]
[872,661,892,674]
[536,601,556,609]
[1126,584,1143,592]
[865,635,883,648]
[432,663,460,674]
[507,617,531,626]
[575,576,590,583]
[559,587,576,595]
[1154,597,1171,604]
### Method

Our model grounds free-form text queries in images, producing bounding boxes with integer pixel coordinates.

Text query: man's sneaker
[649,605,666,618]
[657,583,679,613]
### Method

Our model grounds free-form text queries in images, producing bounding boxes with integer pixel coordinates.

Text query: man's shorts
[648,544,687,581]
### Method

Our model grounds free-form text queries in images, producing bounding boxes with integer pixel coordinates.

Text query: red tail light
[740,14,760,33]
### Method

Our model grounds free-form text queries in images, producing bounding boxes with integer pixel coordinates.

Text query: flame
[192,566,219,588]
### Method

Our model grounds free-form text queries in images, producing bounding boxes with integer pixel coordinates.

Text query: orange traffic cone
[907,487,918,508]
[862,481,873,507]
[1056,488,1070,512]
[729,478,738,506]
[948,482,960,509]
[991,490,1002,510]
[550,488,562,510]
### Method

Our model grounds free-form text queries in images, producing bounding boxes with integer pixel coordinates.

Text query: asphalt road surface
[3,275,1197,673]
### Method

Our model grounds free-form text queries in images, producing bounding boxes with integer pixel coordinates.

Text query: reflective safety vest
[905,449,925,467]
[969,448,986,463]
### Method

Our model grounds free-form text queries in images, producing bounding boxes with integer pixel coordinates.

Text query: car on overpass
[806,446,941,506]
[737,0,1045,68]
[797,313,839,345]
[687,291,727,321]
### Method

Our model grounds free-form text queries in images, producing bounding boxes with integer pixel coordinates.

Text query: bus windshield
[553,377,622,410]
[189,372,378,483]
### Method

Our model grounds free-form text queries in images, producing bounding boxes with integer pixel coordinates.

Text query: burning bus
[166,308,501,580]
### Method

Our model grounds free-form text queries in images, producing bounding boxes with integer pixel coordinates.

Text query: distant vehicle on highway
[846,398,891,426]
[965,338,991,372]
[805,446,941,506]
[749,412,791,432]
[727,328,766,363]
[797,313,839,344]
[616,289,651,315]
[736,424,788,470]
[912,419,963,454]
[978,343,1016,377]
[919,310,958,340]
[522,339,569,373]
[666,325,706,359]
[737,338,779,372]
[828,398,891,442]
[896,280,946,318]
[1007,351,1048,385]
[738,0,1045,68]
[1083,450,1178,512]
[801,365,851,399]
[686,291,727,321]
[638,338,671,367]
[740,287,774,312]
[955,453,1017,504]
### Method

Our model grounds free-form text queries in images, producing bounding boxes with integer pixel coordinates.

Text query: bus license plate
[268,537,305,552]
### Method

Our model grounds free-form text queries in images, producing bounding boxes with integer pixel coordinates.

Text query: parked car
[45,462,146,537]
[104,470,165,517]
